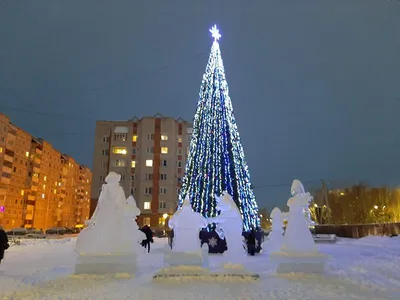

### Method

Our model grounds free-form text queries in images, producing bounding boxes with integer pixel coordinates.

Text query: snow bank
[17,237,76,247]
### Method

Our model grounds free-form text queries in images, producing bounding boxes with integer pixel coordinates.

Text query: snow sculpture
[207,191,244,258]
[125,196,146,242]
[291,179,315,228]
[270,179,328,274]
[163,196,208,267]
[168,196,208,252]
[282,180,316,253]
[262,207,284,253]
[74,172,143,274]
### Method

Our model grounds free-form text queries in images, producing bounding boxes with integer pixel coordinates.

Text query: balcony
[2,166,12,174]
[3,154,13,163]
[1,177,10,185]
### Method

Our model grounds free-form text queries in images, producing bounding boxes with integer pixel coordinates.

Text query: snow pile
[18,237,76,247]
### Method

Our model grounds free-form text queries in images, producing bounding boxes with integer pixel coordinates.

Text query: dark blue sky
[1,0,399,210]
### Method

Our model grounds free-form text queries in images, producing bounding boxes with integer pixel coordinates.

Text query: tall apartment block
[91,114,192,229]
[0,113,92,230]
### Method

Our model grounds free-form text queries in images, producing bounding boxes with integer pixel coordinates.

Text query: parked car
[64,227,80,234]
[45,227,67,235]
[6,228,28,236]
[25,229,46,239]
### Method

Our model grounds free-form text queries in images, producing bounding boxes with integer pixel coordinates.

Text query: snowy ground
[0,237,399,300]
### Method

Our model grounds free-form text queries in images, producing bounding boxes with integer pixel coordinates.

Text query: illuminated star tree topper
[209,25,221,41]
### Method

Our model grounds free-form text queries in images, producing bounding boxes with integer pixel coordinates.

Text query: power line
[252,179,321,189]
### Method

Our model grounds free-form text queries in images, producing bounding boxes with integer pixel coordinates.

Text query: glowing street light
[162,213,168,219]
[374,205,378,210]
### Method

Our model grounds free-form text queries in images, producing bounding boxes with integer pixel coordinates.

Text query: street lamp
[162,213,168,220]
[374,205,378,210]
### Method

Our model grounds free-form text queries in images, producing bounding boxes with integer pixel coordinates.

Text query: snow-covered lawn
[0,236,399,299]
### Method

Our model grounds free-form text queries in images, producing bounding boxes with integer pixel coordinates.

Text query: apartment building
[91,114,192,229]
[0,113,92,230]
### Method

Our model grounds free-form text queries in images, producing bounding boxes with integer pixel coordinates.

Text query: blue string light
[178,25,260,231]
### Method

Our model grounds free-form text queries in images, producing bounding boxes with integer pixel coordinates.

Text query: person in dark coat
[140,225,154,253]
[0,226,9,264]
[247,229,256,256]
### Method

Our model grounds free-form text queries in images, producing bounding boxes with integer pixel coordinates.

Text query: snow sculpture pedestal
[164,244,209,268]
[270,252,328,274]
[74,172,143,275]
[75,254,137,275]
[270,180,328,274]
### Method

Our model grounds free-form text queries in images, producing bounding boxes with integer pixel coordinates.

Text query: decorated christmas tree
[179,25,260,231]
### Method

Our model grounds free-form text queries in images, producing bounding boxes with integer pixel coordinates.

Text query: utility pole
[321,180,331,224]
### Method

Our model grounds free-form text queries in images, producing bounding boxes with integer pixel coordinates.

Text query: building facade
[0,113,92,230]
[91,114,192,229]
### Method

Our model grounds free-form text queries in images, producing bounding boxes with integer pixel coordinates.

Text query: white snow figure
[207,191,244,257]
[75,172,142,255]
[281,180,317,253]
[264,207,284,253]
[125,195,146,242]
[125,195,141,222]
[168,196,208,252]
[291,180,315,227]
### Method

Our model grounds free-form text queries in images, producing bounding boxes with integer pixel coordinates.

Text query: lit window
[161,147,168,154]
[132,135,138,142]
[131,160,136,168]
[0,147,2,153]
[115,159,126,167]
[44,176,47,181]
[55,182,57,186]
[143,217,150,226]
[43,184,46,189]
[144,202,151,210]
[178,136,183,143]
[25,151,29,157]
[161,135,168,141]
[20,190,24,196]
[113,147,127,155]
[41,193,45,199]
[53,189,56,194]
[146,160,153,167]
[58,182,61,186]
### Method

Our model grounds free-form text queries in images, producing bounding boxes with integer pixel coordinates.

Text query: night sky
[1,0,399,210]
